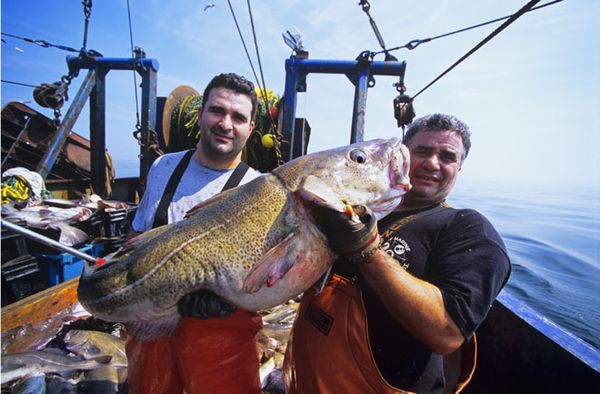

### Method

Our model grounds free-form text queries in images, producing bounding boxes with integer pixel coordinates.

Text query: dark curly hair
[202,73,258,120]
[403,113,471,161]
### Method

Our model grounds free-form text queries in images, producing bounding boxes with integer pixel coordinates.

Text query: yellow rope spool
[162,86,202,153]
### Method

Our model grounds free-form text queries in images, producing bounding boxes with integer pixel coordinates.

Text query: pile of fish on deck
[0,188,292,392]
[1,300,295,393]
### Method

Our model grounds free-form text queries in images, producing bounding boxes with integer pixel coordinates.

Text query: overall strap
[152,150,195,228]
[220,160,250,192]
[381,202,449,239]
[152,152,250,228]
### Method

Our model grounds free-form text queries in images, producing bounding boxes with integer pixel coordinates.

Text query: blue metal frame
[282,54,406,159]
[56,55,160,196]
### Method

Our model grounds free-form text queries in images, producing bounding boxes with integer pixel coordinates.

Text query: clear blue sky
[2,0,598,191]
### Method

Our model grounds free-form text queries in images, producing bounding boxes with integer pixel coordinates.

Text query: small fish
[3,318,65,355]
[261,303,299,324]
[63,330,127,369]
[78,138,411,340]
[1,351,110,385]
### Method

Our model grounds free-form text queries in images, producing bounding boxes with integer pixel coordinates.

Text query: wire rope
[1,32,79,53]
[1,79,38,88]
[245,0,276,132]
[375,0,562,56]
[411,0,542,101]
[226,0,262,96]
[126,0,141,129]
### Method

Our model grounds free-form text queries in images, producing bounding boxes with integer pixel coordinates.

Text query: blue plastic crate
[35,243,104,286]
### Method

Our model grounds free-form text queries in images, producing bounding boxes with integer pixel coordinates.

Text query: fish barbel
[77,138,410,340]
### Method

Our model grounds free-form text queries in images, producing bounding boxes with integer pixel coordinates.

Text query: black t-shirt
[333,203,511,392]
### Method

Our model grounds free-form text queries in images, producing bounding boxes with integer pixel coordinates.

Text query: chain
[358,0,397,61]
[51,74,74,126]
[33,1,93,127]
[81,0,93,52]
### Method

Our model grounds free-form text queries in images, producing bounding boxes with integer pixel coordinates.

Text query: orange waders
[127,309,263,394]
[283,274,476,394]
[283,274,413,394]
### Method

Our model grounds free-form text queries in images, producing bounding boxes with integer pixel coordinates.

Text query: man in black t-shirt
[283,113,511,393]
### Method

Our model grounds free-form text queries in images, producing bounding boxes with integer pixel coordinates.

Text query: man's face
[197,87,254,162]
[403,129,465,207]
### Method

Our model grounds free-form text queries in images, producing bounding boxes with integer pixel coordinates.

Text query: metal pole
[350,66,370,143]
[67,56,159,73]
[90,67,108,197]
[36,70,96,179]
[139,66,158,194]
[1,220,100,264]
[283,58,301,160]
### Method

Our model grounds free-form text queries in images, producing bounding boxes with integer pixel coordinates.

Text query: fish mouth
[368,143,411,219]
[388,144,411,192]
[370,195,404,220]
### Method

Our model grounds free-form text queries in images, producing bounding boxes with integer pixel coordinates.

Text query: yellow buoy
[261,134,275,149]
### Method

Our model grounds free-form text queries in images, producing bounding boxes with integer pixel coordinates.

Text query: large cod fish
[78,138,411,340]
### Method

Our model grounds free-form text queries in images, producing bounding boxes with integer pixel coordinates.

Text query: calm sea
[449,179,600,349]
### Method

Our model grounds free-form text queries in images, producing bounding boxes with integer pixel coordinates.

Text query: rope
[411,0,542,101]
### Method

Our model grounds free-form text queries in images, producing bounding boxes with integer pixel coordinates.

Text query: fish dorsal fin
[297,175,345,213]
[243,232,298,293]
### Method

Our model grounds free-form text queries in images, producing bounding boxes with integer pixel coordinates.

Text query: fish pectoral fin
[297,175,345,212]
[243,232,299,293]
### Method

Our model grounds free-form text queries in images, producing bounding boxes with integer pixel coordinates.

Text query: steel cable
[411,0,543,101]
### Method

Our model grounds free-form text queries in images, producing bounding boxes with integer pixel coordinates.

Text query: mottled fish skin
[77,138,410,340]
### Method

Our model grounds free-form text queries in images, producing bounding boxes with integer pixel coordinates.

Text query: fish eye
[349,149,367,164]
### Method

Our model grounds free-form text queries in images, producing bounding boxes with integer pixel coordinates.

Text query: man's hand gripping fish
[77,138,411,340]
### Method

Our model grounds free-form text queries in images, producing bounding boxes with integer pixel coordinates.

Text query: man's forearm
[359,249,465,355]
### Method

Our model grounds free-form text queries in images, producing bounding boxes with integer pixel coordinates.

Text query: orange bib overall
[126,310,263,394]
[283,274,476,394]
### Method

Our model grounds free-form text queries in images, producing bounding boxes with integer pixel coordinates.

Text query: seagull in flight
[204,3,215,11]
